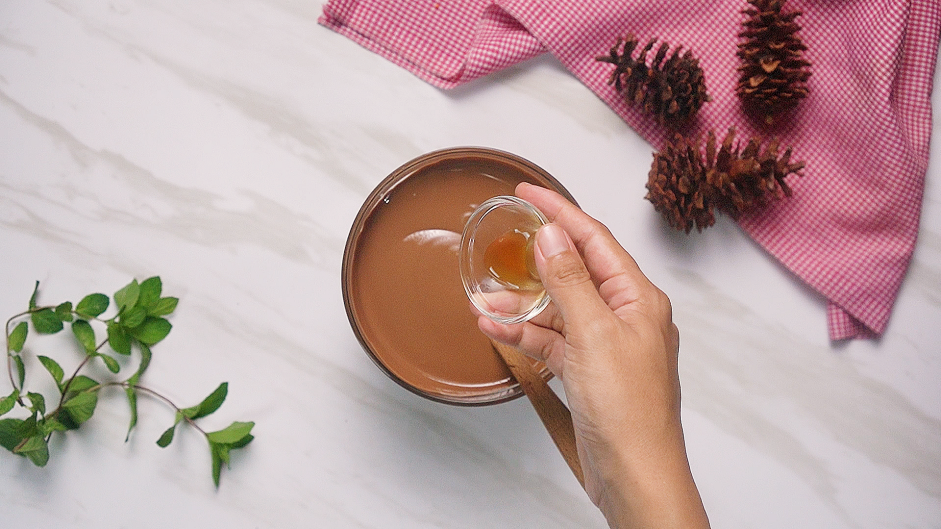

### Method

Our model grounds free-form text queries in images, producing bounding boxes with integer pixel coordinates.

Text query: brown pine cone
[646,128,805,232]
[705,130,803,216]
[597,35,710,129]
[646,134,715,232]
[736,0,812,124]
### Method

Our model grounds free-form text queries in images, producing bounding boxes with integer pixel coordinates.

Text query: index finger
[516,182,647,289]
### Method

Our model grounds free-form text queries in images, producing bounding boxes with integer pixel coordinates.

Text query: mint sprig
[1,277,254,487]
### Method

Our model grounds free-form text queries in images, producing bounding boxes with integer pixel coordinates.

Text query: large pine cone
[736,0,812,124]
[646,128,804,233]
[598,35,710,129]
[646,134,715,232]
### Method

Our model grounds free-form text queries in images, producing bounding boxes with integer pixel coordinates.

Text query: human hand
[477,182,709,529]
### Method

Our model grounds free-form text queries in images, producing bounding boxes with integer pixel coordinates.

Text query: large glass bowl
[341,147,576,405]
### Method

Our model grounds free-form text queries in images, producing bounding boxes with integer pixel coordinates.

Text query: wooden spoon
[491,340,584,487]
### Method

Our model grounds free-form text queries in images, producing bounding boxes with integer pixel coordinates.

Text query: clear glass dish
[460,196,550,324]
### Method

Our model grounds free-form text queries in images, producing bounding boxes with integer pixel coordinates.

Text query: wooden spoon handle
[492,340,584,488]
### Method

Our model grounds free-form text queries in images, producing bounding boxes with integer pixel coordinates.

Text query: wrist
[596,432,709,529]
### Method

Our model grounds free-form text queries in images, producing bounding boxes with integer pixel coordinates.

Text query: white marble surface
[1,1,939,527]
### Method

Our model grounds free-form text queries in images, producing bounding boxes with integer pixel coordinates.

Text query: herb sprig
[1,277,254,486]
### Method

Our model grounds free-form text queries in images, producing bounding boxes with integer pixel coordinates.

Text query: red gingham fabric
[321,0,941,340]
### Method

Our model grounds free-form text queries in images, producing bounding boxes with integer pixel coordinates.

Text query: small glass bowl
[460,196,550,324]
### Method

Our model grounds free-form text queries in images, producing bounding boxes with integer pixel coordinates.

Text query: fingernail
[536,223,570,259]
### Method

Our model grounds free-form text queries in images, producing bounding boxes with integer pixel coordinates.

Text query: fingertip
[515,181,549,203]
[476,314,502,339]
[477,315,521,345]
[476,313,495,334]
[535,223,575,261]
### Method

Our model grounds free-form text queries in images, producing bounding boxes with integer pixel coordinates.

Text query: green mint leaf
[210,442,225,486]
[208,430,253,487]
[128,317,171,346]
[75,293,109,319]
[17,412,39,437]
[25,392,45,415]
[13,355,25,388]
[29,281,39,310]
[114,280,140,312]
[139,342,153,371]
[98,353,120,374]
[57,377,99,430]
[138,277,162,309]
[126,343,152,386]
[214,442,232,466]
[40,417,68,435]
[61,391,98,426]
[124,387,138,442]
[229,432,254,450]
[206,422,255,487]
[183,382,228,420]
[31,308,63,334]
[71,319,96,353]
[14,435,50,467]
[148,297,179,317]
[38,356,64,390]
[55,302,74,322]
[107,321,132,355]
[8,321,27,352]
[120,306,146,329]
[0,418,24,451]
[206,421,254,445]
[122,343,150,440]
[64,375,99,397]
[0,390,19,416]
[156,424,176,448]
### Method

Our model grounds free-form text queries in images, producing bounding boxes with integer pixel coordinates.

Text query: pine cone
[736,0,812,124]
[646,128,804,233]
[646,134,715,232]
[597,35,710,129]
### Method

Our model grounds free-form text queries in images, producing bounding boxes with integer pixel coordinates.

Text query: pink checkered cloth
[320,0,941,340]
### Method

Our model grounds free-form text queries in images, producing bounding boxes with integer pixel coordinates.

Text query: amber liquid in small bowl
[486,229,539,288]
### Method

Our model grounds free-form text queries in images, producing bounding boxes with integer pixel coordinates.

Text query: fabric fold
[320,0,941,340]
[320,0,546,87]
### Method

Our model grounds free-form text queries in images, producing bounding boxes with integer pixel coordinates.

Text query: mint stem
[123,384,208,436]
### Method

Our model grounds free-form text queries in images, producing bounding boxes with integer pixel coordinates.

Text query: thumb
[535,223,609,327]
